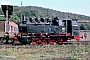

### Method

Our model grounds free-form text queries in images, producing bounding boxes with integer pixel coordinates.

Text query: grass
[0,44,90,60]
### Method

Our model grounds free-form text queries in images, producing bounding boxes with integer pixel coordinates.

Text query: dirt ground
[0,57,74,60]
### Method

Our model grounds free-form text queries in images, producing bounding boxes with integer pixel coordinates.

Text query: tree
[9,15,20,23]
[1,6,90,23]
[0,16,5,20]
[80,23,90,30]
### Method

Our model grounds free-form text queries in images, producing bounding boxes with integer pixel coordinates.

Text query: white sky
[0,0,11,6]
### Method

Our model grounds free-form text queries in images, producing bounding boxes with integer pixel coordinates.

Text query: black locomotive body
[13,17,81,45]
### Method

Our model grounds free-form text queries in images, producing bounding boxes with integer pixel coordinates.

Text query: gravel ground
[0,56,19,60]
[40,58,73,60]
[0,56,75,60]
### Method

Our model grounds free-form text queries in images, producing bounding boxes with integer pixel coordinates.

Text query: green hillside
[0,6,90,21]
[14,6,90,19]
[0,6,90,30]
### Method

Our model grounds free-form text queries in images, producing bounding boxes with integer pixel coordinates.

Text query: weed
[0,44,89,60]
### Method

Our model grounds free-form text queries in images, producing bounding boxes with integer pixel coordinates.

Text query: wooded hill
[0,6,90,20]
[0,6,90,30]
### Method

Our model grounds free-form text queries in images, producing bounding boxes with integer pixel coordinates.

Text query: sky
[0,0,90,16]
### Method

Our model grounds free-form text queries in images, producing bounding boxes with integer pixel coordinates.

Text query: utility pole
[21,1,23,22]
[6,8,9,32]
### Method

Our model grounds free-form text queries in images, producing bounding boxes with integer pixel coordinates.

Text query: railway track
[66,41,90,45]
[0,41,89,48]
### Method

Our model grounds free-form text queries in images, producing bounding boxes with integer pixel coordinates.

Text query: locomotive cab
[57,18,72,35]
[62,20,72,35]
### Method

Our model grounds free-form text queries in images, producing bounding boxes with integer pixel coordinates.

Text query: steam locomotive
[0,5,81,45]
[12,17,81,45]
